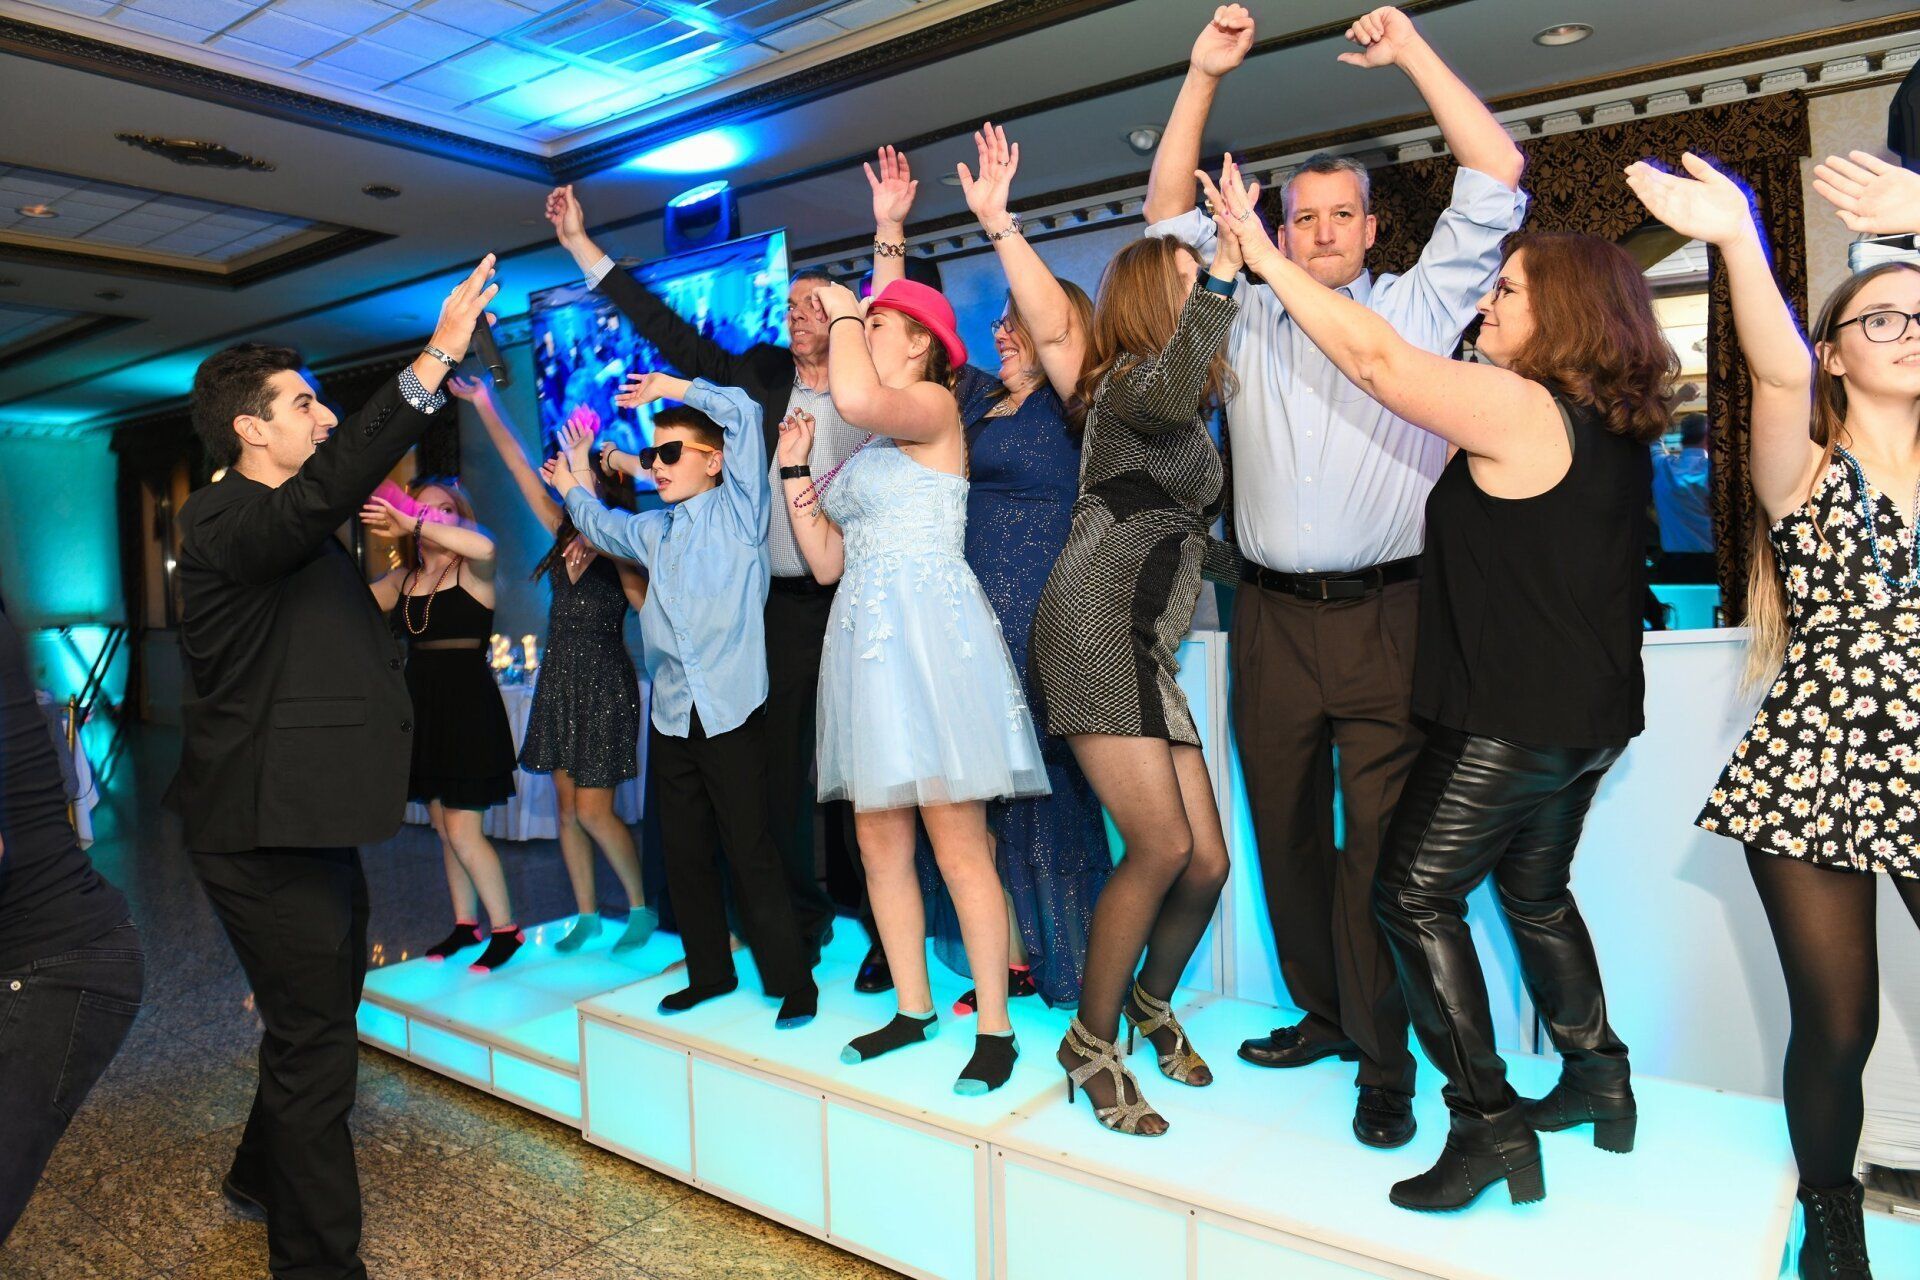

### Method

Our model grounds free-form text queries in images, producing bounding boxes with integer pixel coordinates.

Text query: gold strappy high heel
[1061,1017,1167,1137]
[1123,981,1211,1086]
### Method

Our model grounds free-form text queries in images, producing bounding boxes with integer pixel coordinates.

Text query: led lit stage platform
[359,926,1802,1280]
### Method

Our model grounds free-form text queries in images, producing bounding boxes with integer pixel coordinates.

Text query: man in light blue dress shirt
[547,373,817,1029]
[1144,5,1528,1150]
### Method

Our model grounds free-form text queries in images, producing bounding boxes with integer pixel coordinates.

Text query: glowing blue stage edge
[625,127,751,174]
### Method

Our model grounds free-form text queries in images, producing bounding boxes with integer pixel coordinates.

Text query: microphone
[471,314,511,388]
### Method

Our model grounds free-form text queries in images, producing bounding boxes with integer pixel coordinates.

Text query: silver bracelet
[422,345,458,368]
[985,215,1023,242]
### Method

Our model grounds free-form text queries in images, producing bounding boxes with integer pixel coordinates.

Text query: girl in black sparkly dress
[455,377,656,955]
[363,477,523,972]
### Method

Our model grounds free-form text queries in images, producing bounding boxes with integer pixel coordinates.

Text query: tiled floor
[0,726,900,1280]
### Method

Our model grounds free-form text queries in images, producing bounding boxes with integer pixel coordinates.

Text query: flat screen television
[526,229,789,490]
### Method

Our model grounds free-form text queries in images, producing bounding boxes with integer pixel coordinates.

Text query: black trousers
[1230,579,1421,1093]
[652,707,808,996]
[0,921,143,1242]
[195,847,369,1280]
[1373,727,1630,1125]
[764,579,844,947]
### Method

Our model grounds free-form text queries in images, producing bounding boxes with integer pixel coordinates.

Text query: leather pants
[1373,726,1631,1125]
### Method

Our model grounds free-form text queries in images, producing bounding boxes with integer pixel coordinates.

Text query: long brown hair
[1497,232,1676,444]
[1743,261,1920,688]
[1077,237,1234,420]
[398,475,476,584]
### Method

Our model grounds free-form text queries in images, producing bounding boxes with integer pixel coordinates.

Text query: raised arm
[1144,5,1255,224]
[453,375,563,534]
[1626,154,1819,519]
[683,379,771,542]
[360,490,497,564]
[546,185,768,392]
[1102,224,1242,436]
[814,282,956,443]
[958,123,1086,400]
[1342,7,1523,190]
[1812,150,1920,236]
[867,145,917,294]
[193,256,497,586]
[776,410,845,583]
[1207,161,1556,464]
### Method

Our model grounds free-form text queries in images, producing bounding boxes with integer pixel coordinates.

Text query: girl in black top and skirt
[364,477,524,972]
[1208,159,1673,1213]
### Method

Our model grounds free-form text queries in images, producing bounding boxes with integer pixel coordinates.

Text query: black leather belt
[1241,556,1420,601]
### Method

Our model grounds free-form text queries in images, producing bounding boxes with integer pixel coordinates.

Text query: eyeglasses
[1491,276,1523,300]
[1833,309,1920,343]
[638,439,718,468]
[990,315,1017,335]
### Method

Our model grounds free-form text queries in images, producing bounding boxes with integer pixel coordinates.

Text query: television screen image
[527,229,789,490]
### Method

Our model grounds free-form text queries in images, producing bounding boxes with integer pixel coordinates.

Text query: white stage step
[361,923,1800,1279]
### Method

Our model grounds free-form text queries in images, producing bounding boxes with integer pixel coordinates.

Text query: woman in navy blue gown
[867,130,1113,1008]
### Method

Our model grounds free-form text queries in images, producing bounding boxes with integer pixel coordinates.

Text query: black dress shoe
[1524,1078,1636,1153]
[1353,1086,1416,1149]
[221,1174,270,1221]
[1237,1021,1360,1068]
[854,943,893,994]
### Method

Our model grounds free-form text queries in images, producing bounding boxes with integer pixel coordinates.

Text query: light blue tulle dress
[816,438,1050,812]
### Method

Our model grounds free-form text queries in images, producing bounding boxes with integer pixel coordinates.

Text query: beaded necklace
[402,557,460,635]
[792,434,875,511]
[1839,448,1920,597]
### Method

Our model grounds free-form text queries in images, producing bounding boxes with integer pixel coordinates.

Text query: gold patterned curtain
[1363,92,1810,619]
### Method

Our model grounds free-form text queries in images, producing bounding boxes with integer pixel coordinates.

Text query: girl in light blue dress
[780,277,1048,1097]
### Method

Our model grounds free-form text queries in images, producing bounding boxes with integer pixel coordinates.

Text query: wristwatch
[779,465,812,479]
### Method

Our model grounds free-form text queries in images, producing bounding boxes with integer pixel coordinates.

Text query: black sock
[955,1032,1019,1096]
[841,1011,937,1064]
[775,982,818,1029]
[467,926,524,972]
[658,976,738,1014]
[425,921,480,960]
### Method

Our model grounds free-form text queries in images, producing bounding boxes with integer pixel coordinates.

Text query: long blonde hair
[1743,262,1920,689]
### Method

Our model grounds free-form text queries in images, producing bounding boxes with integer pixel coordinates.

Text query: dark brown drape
[1360,92,1810,619]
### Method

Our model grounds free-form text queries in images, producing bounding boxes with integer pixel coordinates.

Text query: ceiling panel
[0,163,316,263]
[0,300,86,349]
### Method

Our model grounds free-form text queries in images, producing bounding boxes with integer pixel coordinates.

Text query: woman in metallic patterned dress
[1029,207,1245,1136]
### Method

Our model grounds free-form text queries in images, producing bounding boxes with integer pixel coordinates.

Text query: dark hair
[190,343,304,468]
[1497,231,1676,444]
[1677,412,1708,447]
[791,266,835,289]
[532,514,580,584]
[652,404,725,450]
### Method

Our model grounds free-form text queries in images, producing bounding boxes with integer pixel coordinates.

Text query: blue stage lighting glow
[626,128,750,174]
[356,1002,408,1054]
[409,1021,492,1086]
[492,1051,581,1123]
[667,178,729,209]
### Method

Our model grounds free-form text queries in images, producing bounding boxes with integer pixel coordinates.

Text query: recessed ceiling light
[95,289,124,301]
[1533,23,1593,46]
[17,203,55,218]
[1125,126,1161,155]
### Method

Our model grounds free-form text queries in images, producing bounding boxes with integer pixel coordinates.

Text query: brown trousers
[1229,578,1421,1094]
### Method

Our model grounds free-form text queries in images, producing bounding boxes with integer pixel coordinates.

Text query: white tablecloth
[403,679,648,841]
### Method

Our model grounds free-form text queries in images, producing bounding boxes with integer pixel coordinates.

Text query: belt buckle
[1293,577,1331,602]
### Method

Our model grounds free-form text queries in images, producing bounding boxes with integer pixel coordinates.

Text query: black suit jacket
[596,265,796,459]
[167,378,435,854]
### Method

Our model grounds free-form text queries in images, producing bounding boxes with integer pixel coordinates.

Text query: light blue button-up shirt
[564,379,769,739]
[1148,167,1528,574]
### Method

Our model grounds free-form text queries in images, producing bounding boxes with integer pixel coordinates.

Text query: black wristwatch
[779,465,812,479]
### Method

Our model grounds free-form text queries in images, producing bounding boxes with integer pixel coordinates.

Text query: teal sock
[555,914,602,953]
[612,906,659,954]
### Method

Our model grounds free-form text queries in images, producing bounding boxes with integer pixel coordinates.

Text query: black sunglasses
[637,439,718,469]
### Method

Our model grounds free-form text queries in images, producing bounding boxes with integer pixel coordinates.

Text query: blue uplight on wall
[626,127,751,175]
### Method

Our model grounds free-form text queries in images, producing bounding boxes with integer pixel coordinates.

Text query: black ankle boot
[1523,1077,1636,1153]
[1389,1112,1544,1213]
[1797,1180,1872,1279]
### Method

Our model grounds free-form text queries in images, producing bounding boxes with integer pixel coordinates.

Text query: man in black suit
[544,184,892,991]
[167,255,496,1280]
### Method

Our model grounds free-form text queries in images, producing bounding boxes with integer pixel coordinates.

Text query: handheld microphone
[472,314,511,388]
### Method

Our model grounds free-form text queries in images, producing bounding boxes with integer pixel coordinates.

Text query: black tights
[1746,847,1920,1186]
[1067,735,1229,1043]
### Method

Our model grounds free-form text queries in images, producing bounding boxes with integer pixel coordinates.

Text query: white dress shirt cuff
[584,254,615,288]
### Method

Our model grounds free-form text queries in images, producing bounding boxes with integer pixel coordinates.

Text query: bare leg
[442,807,514,927]
[576,784,645,910]
[551,770,597,916]
[923,801,1011,1035]
[431,801,479,921]
[857,807,931,1015]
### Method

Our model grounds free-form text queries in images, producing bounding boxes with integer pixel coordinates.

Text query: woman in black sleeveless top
[365,476,525,972]
[1209,163,1674,1212]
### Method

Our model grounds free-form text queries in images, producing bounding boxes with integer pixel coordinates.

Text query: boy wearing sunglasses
[543,372,818,1029]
